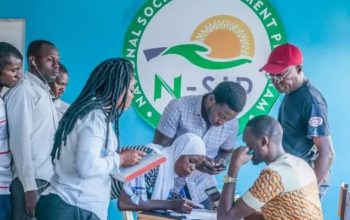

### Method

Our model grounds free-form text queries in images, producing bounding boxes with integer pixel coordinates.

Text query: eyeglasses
[265,68,292,84]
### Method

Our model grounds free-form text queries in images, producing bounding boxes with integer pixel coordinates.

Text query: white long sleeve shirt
[0,98,11,194]
[47,109,120,220]
[53,98,69,120]
[4,72,58,191]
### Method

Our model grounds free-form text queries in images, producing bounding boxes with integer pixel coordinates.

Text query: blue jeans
[0,194,11,220]
[36,194,100,220]
[10,178,49,220]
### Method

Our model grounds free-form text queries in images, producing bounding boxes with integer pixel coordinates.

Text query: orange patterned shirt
[242,154,323,220]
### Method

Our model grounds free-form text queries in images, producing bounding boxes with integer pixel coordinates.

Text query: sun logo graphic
[123,0,287,133]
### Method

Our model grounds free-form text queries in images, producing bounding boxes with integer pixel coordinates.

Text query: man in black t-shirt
[260,43,335,198]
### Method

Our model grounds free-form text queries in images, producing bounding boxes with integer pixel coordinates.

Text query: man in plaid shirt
[154,81,247,208]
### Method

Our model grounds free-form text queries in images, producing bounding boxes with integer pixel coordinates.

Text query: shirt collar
[194,95,204,116]
[27,72,51,92]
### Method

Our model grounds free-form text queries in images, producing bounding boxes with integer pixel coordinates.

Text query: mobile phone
[214,159,227,169]
[205,186,220,207]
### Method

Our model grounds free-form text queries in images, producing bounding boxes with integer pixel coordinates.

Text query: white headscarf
[150,133,206,200]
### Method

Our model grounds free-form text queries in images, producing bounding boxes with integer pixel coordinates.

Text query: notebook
[115,152,167,182]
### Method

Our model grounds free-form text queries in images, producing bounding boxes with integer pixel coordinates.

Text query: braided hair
[51,58,133,162]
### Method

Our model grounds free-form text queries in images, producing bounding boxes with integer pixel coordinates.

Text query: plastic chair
[338,182,349,220]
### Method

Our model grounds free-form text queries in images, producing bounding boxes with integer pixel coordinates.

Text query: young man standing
[154,81,247,208]
[0,42,23,220]
[49,62,69,120]
[260,43,335,197]
[5,40,60,219]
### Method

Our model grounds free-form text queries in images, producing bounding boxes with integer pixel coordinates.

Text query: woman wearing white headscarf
[114,133,206,213]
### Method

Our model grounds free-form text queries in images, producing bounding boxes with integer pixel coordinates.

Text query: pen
[185,199,205,209]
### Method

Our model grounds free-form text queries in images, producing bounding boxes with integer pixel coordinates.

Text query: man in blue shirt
[260,43,335,197]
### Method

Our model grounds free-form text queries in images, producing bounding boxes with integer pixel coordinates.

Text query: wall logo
[123,0,287,133]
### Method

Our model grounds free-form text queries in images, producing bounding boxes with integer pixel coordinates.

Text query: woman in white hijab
[115,133,206,213]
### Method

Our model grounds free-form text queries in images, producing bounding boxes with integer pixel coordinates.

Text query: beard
[252,156,262,165]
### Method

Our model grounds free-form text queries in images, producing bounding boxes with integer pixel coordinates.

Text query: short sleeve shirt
[157,95,238,157]
[278,80,330,162]
[242,154,323,220]
[157,95,239,202]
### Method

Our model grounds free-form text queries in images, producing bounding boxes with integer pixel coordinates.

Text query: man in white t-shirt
[0,42,23,220]
[5,40,59,220]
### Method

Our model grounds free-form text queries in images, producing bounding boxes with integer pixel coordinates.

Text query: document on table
[168,209,216,220]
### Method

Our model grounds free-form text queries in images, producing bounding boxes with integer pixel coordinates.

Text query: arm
[5,87,38,217]
[218,147,255,220]
[153,99,180,146]
[213,119,238,171]
[118,190,193,213]
[216,148,233,160]
[76,132,121,177]
[312,136,335,184]
[76,117,144,177]
[6,87,36,191]
[196,140,234,175]
[214,148,233,171]
[76,140,145,178]
[153,129,173,147]
[304,101,334,184]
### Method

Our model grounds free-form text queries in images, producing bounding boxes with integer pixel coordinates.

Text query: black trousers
[36,193,100,220]
[10,178,49,220]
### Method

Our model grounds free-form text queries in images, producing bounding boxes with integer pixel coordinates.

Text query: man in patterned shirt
[154,81,247,208]
[218,115,323,220]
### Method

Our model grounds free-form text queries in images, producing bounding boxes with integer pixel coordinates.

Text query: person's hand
[25,190,39,217]
[229,146,253,170]
[196,157,220,175]
[170,199,193,213]
[213,157,227,172]
[119,149,146,166]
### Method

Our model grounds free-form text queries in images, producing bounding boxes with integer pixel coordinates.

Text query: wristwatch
[223,175,237,184]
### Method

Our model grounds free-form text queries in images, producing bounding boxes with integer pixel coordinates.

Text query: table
[137,210,217,220]
[137,211,183,220]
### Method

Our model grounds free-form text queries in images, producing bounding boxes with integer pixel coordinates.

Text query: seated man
[217,115,323,220]
[112,133,206,213]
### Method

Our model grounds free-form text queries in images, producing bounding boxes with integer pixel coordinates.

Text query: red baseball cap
[260,43,303,75]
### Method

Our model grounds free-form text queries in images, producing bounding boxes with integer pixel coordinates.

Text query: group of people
[0,39,334,220]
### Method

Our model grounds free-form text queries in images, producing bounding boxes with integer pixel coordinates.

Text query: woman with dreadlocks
[36,58,146,220]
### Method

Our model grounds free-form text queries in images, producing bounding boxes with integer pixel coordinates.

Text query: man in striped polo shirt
[0,42,23,220]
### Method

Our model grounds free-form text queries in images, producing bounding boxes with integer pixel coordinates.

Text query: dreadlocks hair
[51,58,134,162]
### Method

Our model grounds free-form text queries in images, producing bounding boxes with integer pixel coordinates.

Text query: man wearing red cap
[259,43,335,198]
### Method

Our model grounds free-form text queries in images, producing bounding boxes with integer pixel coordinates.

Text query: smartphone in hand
[213,158,227,170]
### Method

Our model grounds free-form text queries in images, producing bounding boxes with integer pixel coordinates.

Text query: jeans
[36,194,100,220]
[10,178,49,220]
[0,194,11,220]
